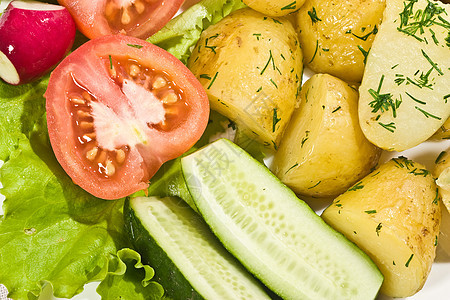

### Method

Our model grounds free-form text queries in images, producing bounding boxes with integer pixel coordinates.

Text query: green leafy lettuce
[0,0,247,299]
[0,77,158,299]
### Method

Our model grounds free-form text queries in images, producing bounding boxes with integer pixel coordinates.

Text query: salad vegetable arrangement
[0,0,449,299]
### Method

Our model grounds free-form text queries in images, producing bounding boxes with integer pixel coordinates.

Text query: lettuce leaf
[0,79,156,300]
[148,0,246,63]
[0,0,248,299]
[0,77,48,161]
[97,249,164,300]
[0,134,124,299]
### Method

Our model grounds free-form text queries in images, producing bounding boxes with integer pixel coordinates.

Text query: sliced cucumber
[181,138,383,300]
[124,196,272,300]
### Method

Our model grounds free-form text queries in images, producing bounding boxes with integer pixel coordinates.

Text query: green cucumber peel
[125,196,272,300]
[180,138,384,300]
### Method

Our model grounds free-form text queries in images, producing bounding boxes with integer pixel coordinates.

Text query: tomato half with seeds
[57,0,184,39]
[45,35,209,200]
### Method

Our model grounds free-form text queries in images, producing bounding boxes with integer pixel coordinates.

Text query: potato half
[434,149,450,212]
[296,0,385,83]
[242,0,305,17]
[359,0,450,151]
[322,157,441,297]
[272,74,381,198]
[188,8,303,149]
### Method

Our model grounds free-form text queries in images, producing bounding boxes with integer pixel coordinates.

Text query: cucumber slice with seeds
[181,138,383,300]
[124,196,271,300]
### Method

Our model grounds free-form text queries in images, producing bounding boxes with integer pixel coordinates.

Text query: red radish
[0,0,76,85]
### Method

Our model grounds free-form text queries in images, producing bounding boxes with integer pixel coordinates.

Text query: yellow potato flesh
[188,8,303,149]
[272,74,381,198]
[358,0,450,151]
[296,0,385,83]
[322,158,441,297]
[243,0,306,17]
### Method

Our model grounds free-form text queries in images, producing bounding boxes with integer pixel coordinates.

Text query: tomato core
[67,55,191,180]
[46,35,209,200]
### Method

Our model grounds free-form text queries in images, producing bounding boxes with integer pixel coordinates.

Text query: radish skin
[0,0,76,85]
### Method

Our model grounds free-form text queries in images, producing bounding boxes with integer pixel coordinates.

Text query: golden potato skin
[272,74,381,198]
[296,0,385,83]
[243,0,305,17]
[188,8,303,149]
[322,157,441,297]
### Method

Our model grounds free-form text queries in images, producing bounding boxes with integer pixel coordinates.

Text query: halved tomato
[45,35,209,200]
[57,0,184,39]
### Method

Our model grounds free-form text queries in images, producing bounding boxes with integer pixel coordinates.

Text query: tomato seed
[105,160,116,176]
[130,64,140,77]
[152,76,167,89]
[116,149,126,164]
[162,91,178,104]
[135,0,145,14]
[97,151,107,164]
[79,121,94,130]
[109,65,117,78]
[77,110,91,118]
[86,147,98,161]
[164,106,179,115]
[105,2,116,19]
[84,132,96,140]
[71,97,86,105]
[121,8,131,25]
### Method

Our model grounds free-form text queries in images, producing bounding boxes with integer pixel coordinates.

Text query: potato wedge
[359,0,450,151]
[272,74,381,198]
[187,8,303,149]
[322,157,441,298]
[242,0,305,17]
[296,0,385,83]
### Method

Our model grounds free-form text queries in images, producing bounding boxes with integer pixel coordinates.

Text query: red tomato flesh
[45,35,209,200]
[57,0,184,39]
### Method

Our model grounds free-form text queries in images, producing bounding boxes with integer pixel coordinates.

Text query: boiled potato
[434,149,450,212]
[322,157,441,298]
[188,8,303,149]
[242,0,305,17]
[359,0,450,151]
[430,117,450,140]
[272,74,381,198]
[296,0,385,83]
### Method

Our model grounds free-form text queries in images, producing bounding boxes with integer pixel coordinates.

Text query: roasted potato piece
[272,74,381,198]
[188,8,303,149]
[359,0,450,151]
[242,0,305,17]
[322,157,441,298]
[296,0,385,83]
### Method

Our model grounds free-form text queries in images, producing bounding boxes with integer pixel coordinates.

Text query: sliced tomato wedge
[57,0,184,39]
[45,35,209,200]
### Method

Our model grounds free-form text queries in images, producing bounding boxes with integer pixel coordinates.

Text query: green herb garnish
[308,7,321,24]
[272,108,281,132]
[281,1,296,11]
[348,182,364,192]
[126,44,143,49]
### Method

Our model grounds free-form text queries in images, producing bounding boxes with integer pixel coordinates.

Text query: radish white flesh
[0,0,76,85]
